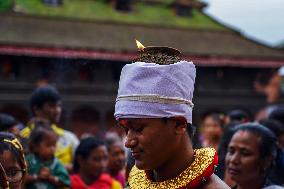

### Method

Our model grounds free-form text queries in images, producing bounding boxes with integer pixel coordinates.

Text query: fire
[135,39,145,51]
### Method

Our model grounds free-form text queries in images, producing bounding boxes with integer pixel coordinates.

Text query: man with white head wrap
[115,44,229,189]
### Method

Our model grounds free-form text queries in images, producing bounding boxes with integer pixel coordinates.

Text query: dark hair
[268,106,284,126]
[161,117,195,139]
[30,86,61,113]
[227,109,250,123]
[73,137,105,173]
[28,122,56,153]
[0,113,17,131]
[259,119,284,138]
[0,132,26,172]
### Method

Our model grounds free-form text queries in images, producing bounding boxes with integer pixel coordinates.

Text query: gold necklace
[128,147,216,189]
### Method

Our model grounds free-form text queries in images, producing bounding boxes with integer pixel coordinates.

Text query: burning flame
[135,39,145,51]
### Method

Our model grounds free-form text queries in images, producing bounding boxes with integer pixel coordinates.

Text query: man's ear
[174,116,187,134]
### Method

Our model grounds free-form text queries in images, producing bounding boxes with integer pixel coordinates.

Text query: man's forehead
[118,118,161,126]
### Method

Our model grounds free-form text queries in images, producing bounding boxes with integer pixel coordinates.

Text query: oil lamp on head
[135,40,181,65]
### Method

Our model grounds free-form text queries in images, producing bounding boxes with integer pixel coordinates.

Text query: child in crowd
[71,137,122,189]
[25,124,70,189]
[0,132,26,189]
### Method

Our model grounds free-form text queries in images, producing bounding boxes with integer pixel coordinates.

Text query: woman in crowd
[71,137,122,189]
[259,119,284,185]
[199,112,225,151]
[0,132,26,189]
[225,123,284,189]
[106,135,126,187]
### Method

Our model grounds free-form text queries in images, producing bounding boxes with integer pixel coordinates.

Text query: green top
[26,154,70,189]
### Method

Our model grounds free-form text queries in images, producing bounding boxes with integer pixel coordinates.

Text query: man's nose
[125,131,138,148]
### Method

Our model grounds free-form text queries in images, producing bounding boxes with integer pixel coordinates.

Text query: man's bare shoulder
[200,174,230,189]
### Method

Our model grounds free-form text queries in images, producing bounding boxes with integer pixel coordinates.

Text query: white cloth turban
[114,61,196,123]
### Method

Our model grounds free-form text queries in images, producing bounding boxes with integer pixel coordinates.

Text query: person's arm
[45,175,68,187]
[52,159,71,187]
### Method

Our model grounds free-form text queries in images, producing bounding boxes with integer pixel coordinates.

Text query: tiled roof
[0,14,283,61]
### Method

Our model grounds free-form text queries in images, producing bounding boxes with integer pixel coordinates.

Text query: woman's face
[108,142,126,172]
[202,116,223,140]
[79,145,109,181]
[0,151,23,189]
[225,130,263,185]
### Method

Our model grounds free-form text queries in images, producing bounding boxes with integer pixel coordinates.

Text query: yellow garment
[20,123,75,165]
[112,180,123,189]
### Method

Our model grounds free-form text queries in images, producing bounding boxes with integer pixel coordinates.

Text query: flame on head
[135,39,145,51]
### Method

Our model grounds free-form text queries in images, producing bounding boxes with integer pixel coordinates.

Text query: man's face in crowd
[34,101,62,123]
[119,118,179,170]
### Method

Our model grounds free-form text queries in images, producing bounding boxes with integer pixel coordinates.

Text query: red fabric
[71,173,113,189]
[184,152,218,189]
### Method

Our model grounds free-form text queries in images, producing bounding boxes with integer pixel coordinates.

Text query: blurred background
[0,0,284,138]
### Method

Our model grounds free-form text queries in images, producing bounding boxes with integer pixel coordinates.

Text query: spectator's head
[0,113,19,136]
[30,86,62,123]
[226,109,250,125]
[0,132,26,189]
[268,106,284,126]
[73,137,108,181]
[225,123,277,188]
[29,122,58,161]
[259,119,284,149]
[200,112,225,144]
[117,116,195,170]
[105,135,126,175]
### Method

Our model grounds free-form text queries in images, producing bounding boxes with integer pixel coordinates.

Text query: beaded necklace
[128,147,218,189]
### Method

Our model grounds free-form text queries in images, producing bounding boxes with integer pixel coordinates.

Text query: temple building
[0,0,284,134]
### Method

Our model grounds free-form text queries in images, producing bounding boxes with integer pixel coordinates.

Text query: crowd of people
[1,44,284,189]
[0,86,126,189]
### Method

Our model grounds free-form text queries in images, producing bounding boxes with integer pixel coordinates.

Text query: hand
[38,167,51,180]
